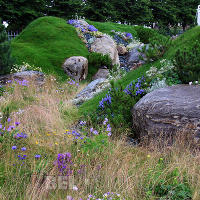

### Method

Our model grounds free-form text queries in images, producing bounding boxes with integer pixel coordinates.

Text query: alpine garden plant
[139,35,172,63]
[88,77,149,136]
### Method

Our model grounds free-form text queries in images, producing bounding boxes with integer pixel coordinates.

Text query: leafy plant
[145,159,192,200]
[139,35,172,62]
[135,26,161,44]
[173,41,200,83]
[90,77,148,132]
[88,52,112,69]
[0,19,14,75]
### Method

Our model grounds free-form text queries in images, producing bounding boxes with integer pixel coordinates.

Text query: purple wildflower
[93,130,98,135]
[35,154,41,159]
[88,25,98,32]
[126,32,133,39]
[103,118,108,125]
[12,146,17,150]
[80,121,86,125]
[7,118,11,123]
[15,122,20,126]
[21,147,26,151]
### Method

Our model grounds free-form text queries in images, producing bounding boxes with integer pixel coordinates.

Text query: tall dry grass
[24,133,200,200]
[0,77,200,200]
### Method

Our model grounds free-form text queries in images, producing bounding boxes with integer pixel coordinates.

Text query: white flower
[195,81,198,84]
[189,82,192,85]
[72,185,78,191]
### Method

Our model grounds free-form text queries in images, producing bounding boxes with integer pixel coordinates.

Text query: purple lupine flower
[99,94,111,109]
[0,124,2,129]
[7,118,11,123]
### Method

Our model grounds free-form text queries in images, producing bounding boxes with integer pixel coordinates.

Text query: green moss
[11,16,89,81]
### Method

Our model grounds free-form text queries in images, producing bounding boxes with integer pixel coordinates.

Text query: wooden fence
[7,31,19,40]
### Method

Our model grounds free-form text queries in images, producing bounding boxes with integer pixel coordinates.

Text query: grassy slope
[86,20,138,37]
[79,26,200,116]
[165,26,200,59]
[12,16,89,81]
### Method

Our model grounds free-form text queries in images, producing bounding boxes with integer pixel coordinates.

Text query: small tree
[0,20,14,75]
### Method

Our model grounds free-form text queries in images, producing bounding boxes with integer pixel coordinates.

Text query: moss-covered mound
[11,16,89,81]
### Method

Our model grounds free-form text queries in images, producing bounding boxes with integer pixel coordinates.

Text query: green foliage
[80,134,109,154]
[139,35,172,62]
[89,78,148,133]
[134,26,161,44]
[11,16,89,81]
[145,159,192,200]
[0,0,50,30]
[79,62,151,117]
[0,85,5,96]
[0,21,14,75]
[88,52,112,69]
[173,41,200,83]
[165,26,200,59]
[86,52,112,80]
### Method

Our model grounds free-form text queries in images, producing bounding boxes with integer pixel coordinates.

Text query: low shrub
[88,52,112,69]
[139,35,172,62]
[146,59,181,92]
[135,26,161,44]
[87,52,113,80]
[173,41,200,83]
[87,77,149,134]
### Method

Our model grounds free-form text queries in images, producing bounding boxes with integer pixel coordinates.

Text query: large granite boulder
[132,85,200,143]
[91,35,120,66]
[0,71,45,86]
[73,78,110,105]
[92,68,109,80]
[62,56,88,82]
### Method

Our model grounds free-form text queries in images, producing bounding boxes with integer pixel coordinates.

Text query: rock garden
[0,16,200,200]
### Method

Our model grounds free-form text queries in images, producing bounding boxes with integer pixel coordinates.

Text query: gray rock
[91,35,120,66]
[73,78,110,105]
[132,85,200,143]
[117,45,127,55]
[62,56,88,82]
[0,71,45,85]
[92,69,109,80]
[127,44,147,66]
